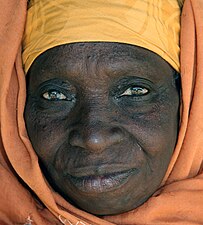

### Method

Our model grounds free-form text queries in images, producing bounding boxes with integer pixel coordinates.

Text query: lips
[66,168,138,193]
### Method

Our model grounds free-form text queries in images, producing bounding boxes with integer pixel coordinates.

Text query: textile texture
[0,0,203,224]
[23,0,180,73]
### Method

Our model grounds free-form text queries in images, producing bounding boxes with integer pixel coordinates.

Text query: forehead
[27,42,174,86]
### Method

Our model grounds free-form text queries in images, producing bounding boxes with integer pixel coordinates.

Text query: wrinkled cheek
[128,119,177,178]
[24,109,65,162]
[144,132,176,182]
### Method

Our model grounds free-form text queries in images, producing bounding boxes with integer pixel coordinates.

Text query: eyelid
[114,82,152,98]
[38,84,76,102]
[111,77,154,94]
[36,79,76,94]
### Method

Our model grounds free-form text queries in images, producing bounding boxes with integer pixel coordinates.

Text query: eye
[42,90,67,101]
[119,86,149,97]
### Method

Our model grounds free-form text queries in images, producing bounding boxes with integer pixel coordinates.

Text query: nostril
[110,127,124,141]
[69,125,125,153]
[69,130,83,147]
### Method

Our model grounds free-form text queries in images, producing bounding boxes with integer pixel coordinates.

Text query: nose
[69,122,124,153]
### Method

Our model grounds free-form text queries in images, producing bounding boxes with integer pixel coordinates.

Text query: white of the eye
[120,87,148,96]
[43,91,67,100]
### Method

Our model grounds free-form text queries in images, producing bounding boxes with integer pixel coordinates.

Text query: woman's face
[24,42,179,215]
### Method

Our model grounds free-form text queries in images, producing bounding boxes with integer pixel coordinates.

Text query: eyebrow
[102,56,158,78]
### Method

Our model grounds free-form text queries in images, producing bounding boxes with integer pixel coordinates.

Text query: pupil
[132,87,145,95]
[50,91,57,98]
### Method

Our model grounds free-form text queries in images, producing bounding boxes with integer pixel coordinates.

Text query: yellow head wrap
[22,0,181,73]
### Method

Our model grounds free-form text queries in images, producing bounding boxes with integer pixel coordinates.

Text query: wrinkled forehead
[27,42,175,89]
[30,42,168,69]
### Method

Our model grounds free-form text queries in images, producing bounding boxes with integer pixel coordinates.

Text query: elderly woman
[0,0,203,225]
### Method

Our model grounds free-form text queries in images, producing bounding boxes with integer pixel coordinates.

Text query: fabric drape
[23,0,180,73]
[0,0,203,224]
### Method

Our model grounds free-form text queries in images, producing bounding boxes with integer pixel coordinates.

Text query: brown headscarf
[0,0,203,224]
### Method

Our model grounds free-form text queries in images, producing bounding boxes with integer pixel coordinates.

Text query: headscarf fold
[0,0,203,225]
[22,0,181,73]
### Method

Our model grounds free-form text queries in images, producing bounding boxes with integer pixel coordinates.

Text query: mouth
[66,168,138,193]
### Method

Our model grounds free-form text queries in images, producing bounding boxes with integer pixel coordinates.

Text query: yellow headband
[22,0,181,73]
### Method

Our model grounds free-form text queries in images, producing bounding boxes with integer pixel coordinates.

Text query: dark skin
[24,42,180,216]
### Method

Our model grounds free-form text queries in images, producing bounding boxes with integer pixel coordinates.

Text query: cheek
[25,86,179,173]
[121,95,179,165]
[24,101,67,162]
